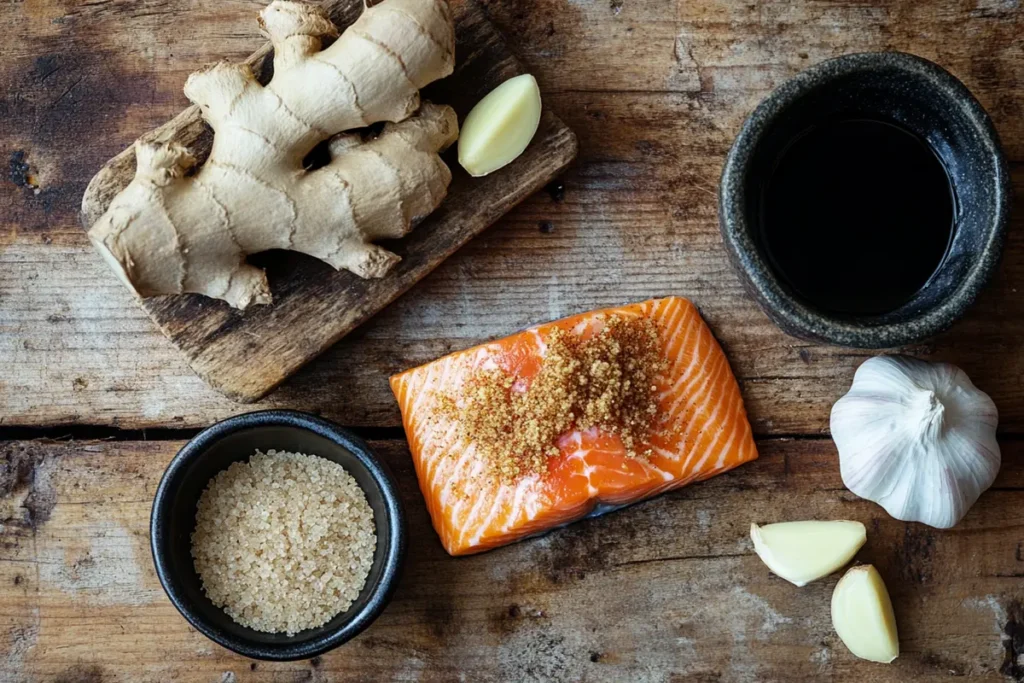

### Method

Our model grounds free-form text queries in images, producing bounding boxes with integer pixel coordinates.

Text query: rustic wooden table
[1,0,1022,681]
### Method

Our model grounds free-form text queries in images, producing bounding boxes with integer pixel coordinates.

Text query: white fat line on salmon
[657,316,703,403]
[663,355,729,443]
[653,464,675,481]
[690,386,742,474]
[430,438,466,507]
[566,448,601,497]
[658,309,705,399]
[474,345,500,372]
[655,298,687,348]
[652,444,685,463]
[664,348,728,429]
[655,297,686,340]
[527,327,548,356]
[419,421,459,489]
[437,439,478,511]
[408,356,458,444]
[460,471,499,548]
[467,484,513,548]
[680,382,735,475]
[452,453,490,537]
[502,475,538,533]
[410,410,457,458]
[523,483,543,522]
[713,396,748,470]
[406,358,442,420]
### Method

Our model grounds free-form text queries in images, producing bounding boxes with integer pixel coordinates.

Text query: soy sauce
[759,119,955,316]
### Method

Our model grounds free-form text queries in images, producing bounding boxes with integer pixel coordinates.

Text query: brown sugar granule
[190,450,376,636]
[438,315,667,482]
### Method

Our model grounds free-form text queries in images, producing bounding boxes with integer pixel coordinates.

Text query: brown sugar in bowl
[150,410,405,661]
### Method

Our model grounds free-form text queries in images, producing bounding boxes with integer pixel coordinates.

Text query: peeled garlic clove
[750,520,866,587]
[459,74,542,177]
[831,565,899,663]
[831,355,999,529]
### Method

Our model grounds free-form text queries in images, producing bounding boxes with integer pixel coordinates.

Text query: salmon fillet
[390,296,758,556]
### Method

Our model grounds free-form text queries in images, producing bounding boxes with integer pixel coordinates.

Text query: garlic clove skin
[831,564,899,663]
[750,520,866,587]
[831,355,999,529]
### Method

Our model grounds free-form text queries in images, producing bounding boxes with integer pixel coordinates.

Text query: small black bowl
[720,52,1010,348]
[150,410,405,661]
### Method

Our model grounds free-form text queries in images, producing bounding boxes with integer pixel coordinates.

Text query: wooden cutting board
[79,0,577,403]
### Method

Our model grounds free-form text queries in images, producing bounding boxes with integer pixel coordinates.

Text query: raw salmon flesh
[390,296,758,555]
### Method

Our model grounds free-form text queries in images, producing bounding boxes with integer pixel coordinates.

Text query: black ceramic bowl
[720,52,1010,347]
[150,410,405,661]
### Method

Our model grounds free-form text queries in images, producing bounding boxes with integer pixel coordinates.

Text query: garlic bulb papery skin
[830,355,999,529]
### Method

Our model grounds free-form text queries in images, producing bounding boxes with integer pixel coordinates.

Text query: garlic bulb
[831,355,999,529]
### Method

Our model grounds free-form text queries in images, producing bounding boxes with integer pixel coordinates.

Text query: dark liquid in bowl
[759,119,955,316]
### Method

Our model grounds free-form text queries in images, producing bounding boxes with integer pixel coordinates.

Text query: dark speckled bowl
[150,410,405,661]
[720,52,1010,348]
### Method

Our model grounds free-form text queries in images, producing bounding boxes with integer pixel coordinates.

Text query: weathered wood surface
[1,0,1023,680]
[2,437,1024,682]
[77,0,578,403]
[1,0,1022,432]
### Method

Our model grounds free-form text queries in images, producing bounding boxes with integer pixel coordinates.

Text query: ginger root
[88,0,459,309]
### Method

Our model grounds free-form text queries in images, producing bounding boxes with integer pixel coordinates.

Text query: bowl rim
[719,50,1011,348]
[150,409,406,661]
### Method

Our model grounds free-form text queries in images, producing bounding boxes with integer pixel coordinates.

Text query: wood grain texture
[2,166,1022,434]
[77,0,578,402]
[2,1,1023,681]
[1,0,1021,432]
[1,437,1023,681]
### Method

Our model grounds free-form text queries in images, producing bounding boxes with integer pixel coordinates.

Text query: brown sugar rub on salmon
[390,296,759,556]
